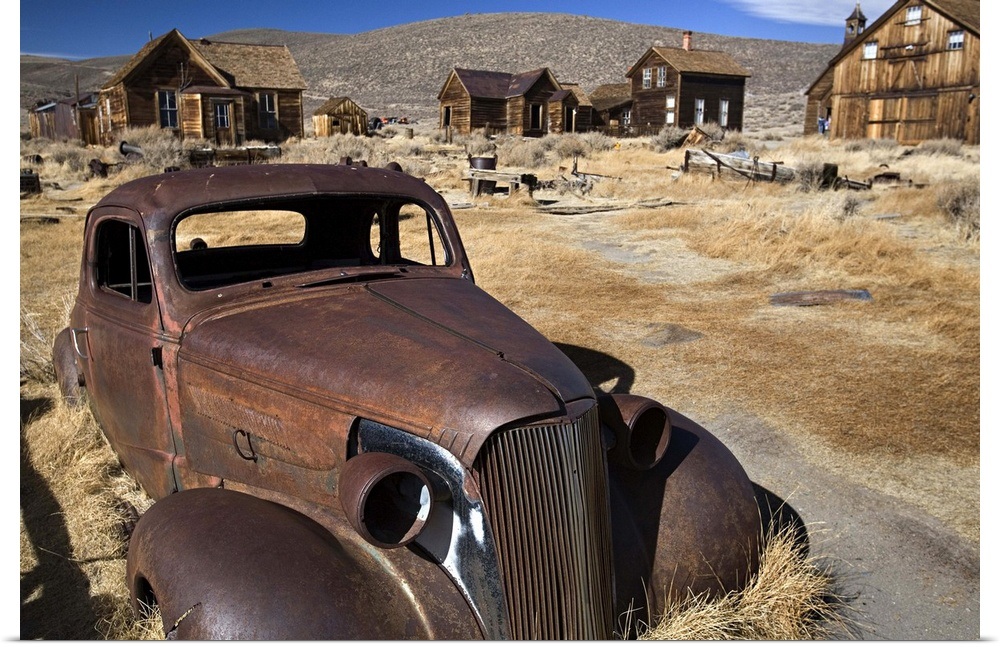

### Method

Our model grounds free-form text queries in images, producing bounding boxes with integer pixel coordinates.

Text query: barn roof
[558,83,593,107]
[589,83,632,112]
[102,28,306,92]
[313,96,366,115]
[628,46,751,78]
[192,38,307,90]
[448,67,562,99]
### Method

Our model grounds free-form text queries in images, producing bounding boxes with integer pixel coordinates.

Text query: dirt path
[534,205,981,640]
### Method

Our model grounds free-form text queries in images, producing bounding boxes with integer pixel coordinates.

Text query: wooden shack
[548,83,593,134]
[97,29,307,146]
[313,97,368,136]
[589,83,633,133]
[625,32,750,132]
[437,67,567,136]
[804,0,979,144]
[29,93,99,144]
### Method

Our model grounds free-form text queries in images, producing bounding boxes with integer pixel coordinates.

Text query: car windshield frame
[170,193,454,292]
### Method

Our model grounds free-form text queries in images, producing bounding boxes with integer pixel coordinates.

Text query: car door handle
[71,328,90,360]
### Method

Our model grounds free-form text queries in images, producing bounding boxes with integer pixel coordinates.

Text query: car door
[75,212,178,499]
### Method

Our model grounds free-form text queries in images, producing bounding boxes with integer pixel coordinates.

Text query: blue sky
[19,0,901,60]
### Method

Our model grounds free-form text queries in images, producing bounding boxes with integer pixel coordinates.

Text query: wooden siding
[628,49,747,131]
[180,94,204,139]
[515,76,561,136]
[822,0,979,143]
[805,68,835,135]
[630,53,681,127]
[98,31,305,145]
[438,72,472,135]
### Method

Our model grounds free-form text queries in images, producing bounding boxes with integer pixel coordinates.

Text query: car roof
[89,163,447,228]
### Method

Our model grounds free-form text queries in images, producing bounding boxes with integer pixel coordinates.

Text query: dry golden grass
[639,524,848,640]
[20,130,978,638]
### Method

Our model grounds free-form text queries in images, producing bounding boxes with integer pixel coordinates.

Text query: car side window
[95,219,153,304]
[375,203,446,267]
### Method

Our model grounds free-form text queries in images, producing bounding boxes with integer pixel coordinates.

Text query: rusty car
[53,160,764,639]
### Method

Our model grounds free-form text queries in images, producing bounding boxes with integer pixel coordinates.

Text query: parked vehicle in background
[53,160,763,639]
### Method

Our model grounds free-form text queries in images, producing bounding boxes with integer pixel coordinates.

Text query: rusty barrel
[469,155,497,194]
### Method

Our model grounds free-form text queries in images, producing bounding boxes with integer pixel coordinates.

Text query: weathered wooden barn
[97,29,307,146]
[589,83,634,133]
[312,97,369,136]
[625,33,751,132]
[29,93,99,144]
[805,0,979,143]
[438,67,580,136]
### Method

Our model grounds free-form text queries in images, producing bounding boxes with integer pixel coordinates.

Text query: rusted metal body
[54,162,763,639]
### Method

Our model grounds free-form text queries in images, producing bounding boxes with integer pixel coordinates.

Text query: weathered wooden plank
[769,289,873,306]
[684,149,796,182]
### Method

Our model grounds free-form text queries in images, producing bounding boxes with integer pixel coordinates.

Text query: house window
[259,93,277,129]
[695,98,705,125]
[948,30,965,50]
[863,41,878,59]
[657,66,666,88]
[642,68,652,89]
[905,5,922,25]
[214,103,230,129]
[719,99,730,127]
[622,109,631,126]
[530,103,544,130]
[666,96,676,125]
[157,90,178,129]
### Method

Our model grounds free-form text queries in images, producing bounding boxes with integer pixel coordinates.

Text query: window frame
[642,68,652,89]
[157,89,178,129]
[258,92,278,130]
[863,41,879,60]
[656,66,666,88]
[719,98,730,128]
[214,102,231,130]
[947,30,965,50]
[905,5,922,25]
[694,98,705,125]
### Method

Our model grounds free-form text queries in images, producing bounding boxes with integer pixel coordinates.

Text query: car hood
[177,277,594,465]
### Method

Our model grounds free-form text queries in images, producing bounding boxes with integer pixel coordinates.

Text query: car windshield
[173,195,449,290]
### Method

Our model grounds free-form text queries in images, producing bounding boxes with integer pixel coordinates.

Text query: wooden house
[29,93,99,144]
[548,83,594,134]
[589,83,634,132]
[313,97,369,136]
[804,0,979,144]
[437,67,568,136]
[97,29,307,146]
[625,32,751,132]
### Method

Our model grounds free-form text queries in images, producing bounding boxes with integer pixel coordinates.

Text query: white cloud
[721,0,897,27]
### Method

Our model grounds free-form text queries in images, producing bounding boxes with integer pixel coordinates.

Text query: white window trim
[947,30,965,50]
[695,98,705,125]
[642,68,652,89]
[863,41,878,60]
[719,98,729,128]
[905,5,922,25]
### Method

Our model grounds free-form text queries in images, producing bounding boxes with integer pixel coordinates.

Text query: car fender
[52,327,84,407]
[604,401,762,630]
[126,487,477,640]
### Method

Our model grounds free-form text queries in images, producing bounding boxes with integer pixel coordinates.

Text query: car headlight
[339,451,433,549]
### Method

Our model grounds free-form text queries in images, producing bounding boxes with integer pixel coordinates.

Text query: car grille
[475,405,614,639]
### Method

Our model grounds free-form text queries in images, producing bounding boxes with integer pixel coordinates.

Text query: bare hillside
[20,12,841,133]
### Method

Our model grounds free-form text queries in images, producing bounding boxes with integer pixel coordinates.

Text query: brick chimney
[682,30,692,51]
